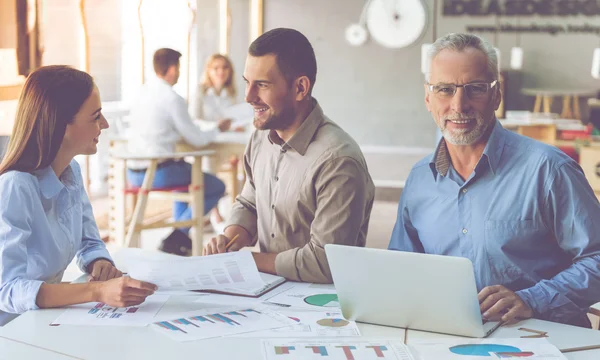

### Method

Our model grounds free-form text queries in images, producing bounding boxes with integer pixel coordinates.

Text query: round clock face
[366,0,427,49]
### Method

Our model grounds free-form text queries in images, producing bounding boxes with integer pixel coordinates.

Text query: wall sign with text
[443,0,600,16]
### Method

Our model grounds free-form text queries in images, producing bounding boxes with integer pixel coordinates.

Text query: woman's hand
[93,277,157,308]
[87,259,122,281]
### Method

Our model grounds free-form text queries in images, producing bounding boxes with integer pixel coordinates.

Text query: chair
[588,306,600,330]
[109,150,214,256]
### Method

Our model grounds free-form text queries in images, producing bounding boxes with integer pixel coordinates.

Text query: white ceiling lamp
[510,17,523,70]
[592,47,600,79]
[421,0,437,74]
[346,0,428,49]
[345,0,371,46]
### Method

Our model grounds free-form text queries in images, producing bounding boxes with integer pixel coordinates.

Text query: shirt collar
[153,77,172,89]
[206,87,230,99]
[429,119,506,179]
[268,99,324,156]
[36,163,78,199]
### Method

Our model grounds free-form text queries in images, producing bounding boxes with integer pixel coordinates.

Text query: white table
[0,295,404,360]
[1,294,599,360]
[0,335,79,360]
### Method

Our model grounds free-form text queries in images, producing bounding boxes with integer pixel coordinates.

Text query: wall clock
[365,0,427,49]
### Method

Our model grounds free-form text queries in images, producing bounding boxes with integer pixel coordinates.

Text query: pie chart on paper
[316,318,349,327]
[450,344,532,357]
[303,294,339,307]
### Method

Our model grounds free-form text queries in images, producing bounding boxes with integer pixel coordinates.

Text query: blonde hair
[200,54,236,99]
[0,65,94,175]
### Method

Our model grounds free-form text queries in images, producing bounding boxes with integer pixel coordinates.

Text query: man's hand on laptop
[478,285,533,324]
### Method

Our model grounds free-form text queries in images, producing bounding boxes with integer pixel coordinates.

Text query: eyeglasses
[427,80,498,100]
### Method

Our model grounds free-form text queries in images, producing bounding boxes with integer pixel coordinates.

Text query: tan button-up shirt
[228,100,374,283]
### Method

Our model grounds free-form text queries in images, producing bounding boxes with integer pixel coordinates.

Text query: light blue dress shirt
[0,159,112,315]
[389,120,600,327]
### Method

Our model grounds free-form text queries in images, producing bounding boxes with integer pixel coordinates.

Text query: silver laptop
[325,244,501,338]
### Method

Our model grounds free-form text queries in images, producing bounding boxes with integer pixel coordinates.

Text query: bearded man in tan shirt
[203,28,374,283]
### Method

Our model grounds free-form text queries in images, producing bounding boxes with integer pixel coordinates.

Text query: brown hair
[200,54,236,99]
[153,48,182,76]
[249,28,317,94]
[0,65,94,176]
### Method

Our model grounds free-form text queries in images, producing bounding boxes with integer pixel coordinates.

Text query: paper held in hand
[127,252,268,295]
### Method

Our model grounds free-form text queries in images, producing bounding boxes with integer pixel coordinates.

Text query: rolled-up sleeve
[0,179,44,314]
[275,157,374,283]
[227,137,259,240]
[516,160,600,325]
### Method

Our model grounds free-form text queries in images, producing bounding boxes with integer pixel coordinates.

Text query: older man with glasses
[388,33,600,328]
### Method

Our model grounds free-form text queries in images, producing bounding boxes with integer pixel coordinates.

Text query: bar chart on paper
[152,308,296,342]
[128,251,266,292]
[262,340,415,360]
[50,295,169,326]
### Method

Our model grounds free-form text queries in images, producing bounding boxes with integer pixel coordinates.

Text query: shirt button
[275,176,279,181]
[462,188,468,193]
[271,204,275,209]
[271,233,275,238]
[462,228,468,234]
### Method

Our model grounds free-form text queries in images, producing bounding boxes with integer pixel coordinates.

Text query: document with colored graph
[127,251,267,294]
[409,338,566,360]
[151,307,297,342]
[236,310,361,338]
[50,294,169,327]
[262,340,415,360]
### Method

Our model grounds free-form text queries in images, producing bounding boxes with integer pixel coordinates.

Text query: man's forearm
[252,252,277,275]
[516,255,600,324]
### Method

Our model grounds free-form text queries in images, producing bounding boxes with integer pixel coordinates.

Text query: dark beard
[253,105,297,131]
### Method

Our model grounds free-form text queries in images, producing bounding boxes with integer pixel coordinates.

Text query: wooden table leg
[543,96,553,114]
[561,95,573,119]
[191,156,205,257]
[125,160,157,249]
[533,95,542,113]
[573,95,582,120]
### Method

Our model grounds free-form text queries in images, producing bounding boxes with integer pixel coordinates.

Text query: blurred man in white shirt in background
[127,48,231,255]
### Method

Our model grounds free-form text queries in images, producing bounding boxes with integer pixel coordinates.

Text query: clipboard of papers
[197,272,287,298]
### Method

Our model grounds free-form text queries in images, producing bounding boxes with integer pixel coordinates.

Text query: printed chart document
[262,340,415,360]
[265,282,339,310]
[128,251,266,293]
[236,310,360,338]
[409,338,567,360]
[50,294,169,327]
[151,307,296,342]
